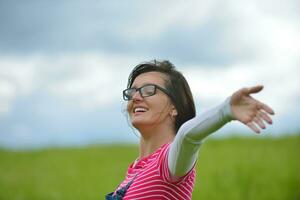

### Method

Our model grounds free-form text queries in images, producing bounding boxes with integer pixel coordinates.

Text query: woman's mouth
[134,107,148,113]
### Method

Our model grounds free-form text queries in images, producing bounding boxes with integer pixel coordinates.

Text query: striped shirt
[114,143,195,200]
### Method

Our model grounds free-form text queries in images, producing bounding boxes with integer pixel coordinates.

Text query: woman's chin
[131,120,145,128]
[131,118,152,129]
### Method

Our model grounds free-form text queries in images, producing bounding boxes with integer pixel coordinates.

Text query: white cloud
[0,56,37,94]
[185,62,299,115]
[178,0,300,116]
[124,0,216,38]
[0,56,38,114]
[0,79,16,113]
[0,53,141,113]
[44,53,138,109]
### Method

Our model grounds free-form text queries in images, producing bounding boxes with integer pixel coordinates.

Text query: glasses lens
[140,85,156,97]
[123,88,136,100]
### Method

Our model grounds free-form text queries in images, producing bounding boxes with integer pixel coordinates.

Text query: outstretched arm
[168,85,275,180]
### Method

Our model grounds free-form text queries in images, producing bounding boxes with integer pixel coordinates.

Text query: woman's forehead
[131,72,167,87]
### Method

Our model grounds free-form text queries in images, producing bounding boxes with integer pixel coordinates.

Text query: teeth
[134,107,148,113]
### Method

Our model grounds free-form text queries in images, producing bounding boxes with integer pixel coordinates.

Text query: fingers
[253,116,266,129]
[247,122,260,134]
[257,110,273,124]
[247,85,264,94]
[261,103,275,115]
[245,86,275,115]
[247,110,273,134]
[256,101,275,116]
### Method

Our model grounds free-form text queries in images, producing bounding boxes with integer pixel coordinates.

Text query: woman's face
[127,71,176,130]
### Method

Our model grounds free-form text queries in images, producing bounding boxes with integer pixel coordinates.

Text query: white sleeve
[168,97,234,179]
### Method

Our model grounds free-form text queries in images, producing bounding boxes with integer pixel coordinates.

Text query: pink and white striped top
[114,143,195,200]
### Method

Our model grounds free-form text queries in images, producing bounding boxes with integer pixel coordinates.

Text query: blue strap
[105,174,138,200]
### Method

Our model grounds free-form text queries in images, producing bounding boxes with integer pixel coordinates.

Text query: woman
[106,60,275,200]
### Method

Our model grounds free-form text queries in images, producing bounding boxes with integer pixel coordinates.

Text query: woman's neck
[138,124,175,159]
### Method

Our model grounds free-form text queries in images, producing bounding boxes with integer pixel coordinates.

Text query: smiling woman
[105,60,275,200]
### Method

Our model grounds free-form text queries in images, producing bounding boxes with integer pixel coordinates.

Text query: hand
[230,85,275,134]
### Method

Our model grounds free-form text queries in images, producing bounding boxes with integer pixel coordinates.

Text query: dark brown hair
[127,60,196,132]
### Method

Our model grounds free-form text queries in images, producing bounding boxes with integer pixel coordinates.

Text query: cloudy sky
[0,0,299,149]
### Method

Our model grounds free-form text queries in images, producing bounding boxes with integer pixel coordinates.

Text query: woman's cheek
[127,102,132,113]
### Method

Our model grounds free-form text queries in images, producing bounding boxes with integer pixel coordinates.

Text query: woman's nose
[132,91,143,101]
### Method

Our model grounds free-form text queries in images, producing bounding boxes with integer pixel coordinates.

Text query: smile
[134,107,148,113]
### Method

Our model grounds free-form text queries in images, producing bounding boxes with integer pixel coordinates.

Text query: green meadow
[0,135,299,200]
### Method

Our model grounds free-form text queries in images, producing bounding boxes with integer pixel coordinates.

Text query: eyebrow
[131,83,159,88]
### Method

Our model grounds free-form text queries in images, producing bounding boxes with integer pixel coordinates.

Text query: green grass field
[0,136,299,200]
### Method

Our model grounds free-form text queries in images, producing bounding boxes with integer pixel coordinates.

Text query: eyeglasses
[123,84,171,101]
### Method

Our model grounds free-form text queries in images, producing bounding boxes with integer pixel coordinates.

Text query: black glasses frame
[123,84,171,101]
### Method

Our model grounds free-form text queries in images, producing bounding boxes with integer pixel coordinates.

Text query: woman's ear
[171,107,178,117]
